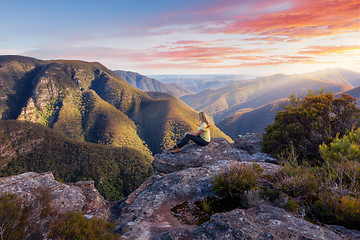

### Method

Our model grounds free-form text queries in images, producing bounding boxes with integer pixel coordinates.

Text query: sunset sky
[1,0,359,75]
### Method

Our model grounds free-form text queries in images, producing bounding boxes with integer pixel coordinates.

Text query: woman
[170,111,211,153]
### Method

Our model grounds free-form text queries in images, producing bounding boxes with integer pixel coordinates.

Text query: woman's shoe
[170,147,182,153]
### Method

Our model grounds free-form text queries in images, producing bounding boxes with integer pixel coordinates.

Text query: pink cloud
[218,0,359,38]
[148,43,264,62]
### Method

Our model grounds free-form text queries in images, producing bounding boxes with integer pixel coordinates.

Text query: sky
[0,0,359,75]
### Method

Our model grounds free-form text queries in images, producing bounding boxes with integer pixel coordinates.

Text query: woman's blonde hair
[199,111,211,128]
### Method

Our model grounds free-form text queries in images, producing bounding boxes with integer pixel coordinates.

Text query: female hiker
[170,111,211,153]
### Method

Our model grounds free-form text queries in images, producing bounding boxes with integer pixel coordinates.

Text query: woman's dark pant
[177,134,210,148]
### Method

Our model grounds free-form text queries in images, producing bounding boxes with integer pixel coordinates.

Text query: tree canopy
[262,90,360,163]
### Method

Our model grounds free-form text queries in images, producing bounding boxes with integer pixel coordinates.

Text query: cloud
[139,52,316,70]
[0,49,25,55]
[218,0,359,38]
[299,45,360,54]
[148,42,264,63]
[25,46,148,62]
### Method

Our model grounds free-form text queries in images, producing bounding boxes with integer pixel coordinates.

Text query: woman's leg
[177,134,209,148]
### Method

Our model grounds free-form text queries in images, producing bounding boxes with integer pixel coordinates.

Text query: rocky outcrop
[114,159,282,239]
[114,136,282,239]
[189,204,348,240]
[0,172,109,219]
[115,136,360,239]
[152,137,277,174]
[160,204,358,239]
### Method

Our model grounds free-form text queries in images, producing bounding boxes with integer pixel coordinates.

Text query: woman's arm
[185,129,204,137]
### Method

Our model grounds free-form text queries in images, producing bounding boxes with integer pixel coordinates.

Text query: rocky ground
[111,135,360,239]
[1,134,360,239]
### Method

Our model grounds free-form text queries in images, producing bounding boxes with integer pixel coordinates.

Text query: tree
[262,90,360,163]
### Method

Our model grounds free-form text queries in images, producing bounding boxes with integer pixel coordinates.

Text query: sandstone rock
[326,225,360,240]
[152,138,277,174]
[234,133,279,164]
[192,204,348,240]
[0,172,109,219]
[113,159,281,239]
[234,132,263,154]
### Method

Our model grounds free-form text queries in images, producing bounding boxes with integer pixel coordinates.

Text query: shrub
[263,90,360,164]
[213,163,263,197]
[312,192,360,230]
[274,162,319,198]
[284,199,300,213]
[48,211,120,240]
[0,193,27,240]
[319,128,360,197]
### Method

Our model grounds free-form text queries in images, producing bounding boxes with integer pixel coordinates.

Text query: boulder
[191,204,348,240]
[234,133,263,154]
[234,133,279,164]
[0,172,109,219]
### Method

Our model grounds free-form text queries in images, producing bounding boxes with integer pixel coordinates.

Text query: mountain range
[217,85,360,139]
[115,70,193,97]
[149,74,257,92]
[125,68,359,139]
[179,69,360,122]
[0,55,230,153]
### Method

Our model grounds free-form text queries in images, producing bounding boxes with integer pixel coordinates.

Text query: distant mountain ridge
[217,99,287,138]
[115,70,193,97]
[149,74,257,92]
[218,81,360,139]
[180,69,359,122]
[302,68,360,88]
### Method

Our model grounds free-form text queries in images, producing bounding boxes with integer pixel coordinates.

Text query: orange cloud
[139,54,316,70]
[299,45,360,54]
[220,0,359,38]
[149,44,264,62]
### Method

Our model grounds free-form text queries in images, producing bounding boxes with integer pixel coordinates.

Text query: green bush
[319,128,360,197]
[312,192,360,230]
[48,211,120,240]
[262,90,360,164]
[284,199,300,213]
[213,163,263,197]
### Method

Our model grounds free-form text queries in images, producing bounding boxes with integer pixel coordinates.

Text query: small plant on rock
[274,162,319,198]
[213,163,263,197]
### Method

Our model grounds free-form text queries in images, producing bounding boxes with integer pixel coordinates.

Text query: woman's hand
[184,132,192,137]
